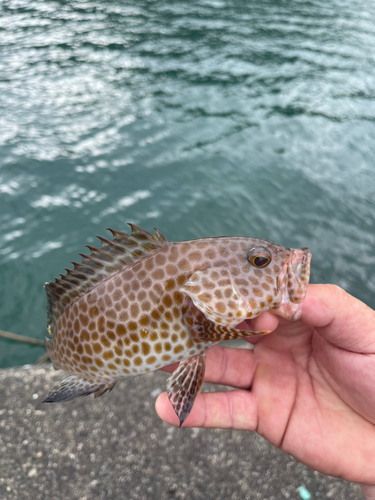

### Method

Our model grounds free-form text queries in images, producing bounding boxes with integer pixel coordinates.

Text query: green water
[1,0,375,368]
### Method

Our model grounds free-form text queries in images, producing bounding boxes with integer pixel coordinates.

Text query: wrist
[361,484,375,500]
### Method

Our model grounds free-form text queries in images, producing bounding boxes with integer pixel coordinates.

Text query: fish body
[43,225,311,426]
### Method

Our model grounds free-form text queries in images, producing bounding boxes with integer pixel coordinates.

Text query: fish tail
[44,336,60,370]
[44,282,59,339]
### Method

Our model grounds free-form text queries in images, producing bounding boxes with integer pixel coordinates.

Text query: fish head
[242,241,311,321]
[182,238,312,326]
[239,240,311,320]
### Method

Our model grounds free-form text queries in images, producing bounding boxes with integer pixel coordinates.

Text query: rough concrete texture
[0,366,364,500]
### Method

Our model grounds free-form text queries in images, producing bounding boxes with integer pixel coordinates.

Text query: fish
[43,224,311,426]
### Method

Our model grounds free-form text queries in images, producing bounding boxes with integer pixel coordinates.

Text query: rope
[0,329,45,346]
[0,329,50,364]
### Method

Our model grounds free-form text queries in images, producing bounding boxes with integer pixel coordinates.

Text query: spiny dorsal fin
[45,224,168,338]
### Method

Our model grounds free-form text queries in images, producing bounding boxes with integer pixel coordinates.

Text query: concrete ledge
[0,366,363,500]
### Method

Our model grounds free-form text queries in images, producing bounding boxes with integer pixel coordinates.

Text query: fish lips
[272,247,312,321]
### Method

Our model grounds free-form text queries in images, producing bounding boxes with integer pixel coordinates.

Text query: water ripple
[1,0,375,367]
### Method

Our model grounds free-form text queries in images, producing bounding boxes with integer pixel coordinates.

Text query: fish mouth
[272,247,312,321]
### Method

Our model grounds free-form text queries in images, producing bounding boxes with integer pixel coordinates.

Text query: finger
[360,484,375,500]
[249,311,280,333]
[301,284,375,352]
[161,345,256,389]
[238,312,280,345]
[155,389,257,430]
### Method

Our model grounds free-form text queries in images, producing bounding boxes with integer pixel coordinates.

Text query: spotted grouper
[43,224,311,426]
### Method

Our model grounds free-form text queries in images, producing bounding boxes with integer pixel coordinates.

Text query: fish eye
[251,255,270,268]
[247,247,272,268]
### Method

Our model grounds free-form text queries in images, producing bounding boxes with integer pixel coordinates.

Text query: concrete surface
[0,365,364,500]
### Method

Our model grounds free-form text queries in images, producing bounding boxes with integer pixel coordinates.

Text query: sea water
[1,0,375,367]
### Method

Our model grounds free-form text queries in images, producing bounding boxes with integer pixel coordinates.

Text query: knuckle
[325,284,347,302]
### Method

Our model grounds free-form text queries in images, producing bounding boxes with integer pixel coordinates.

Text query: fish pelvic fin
[42,375,116,403]
[44,224,168,337]
[166,354,206,427]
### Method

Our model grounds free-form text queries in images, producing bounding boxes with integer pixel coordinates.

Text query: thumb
[301,284,375,353]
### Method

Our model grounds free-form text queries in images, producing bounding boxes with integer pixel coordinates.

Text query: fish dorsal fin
[45,224,168,337]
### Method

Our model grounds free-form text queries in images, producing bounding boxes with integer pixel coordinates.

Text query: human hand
[155,284,375,492]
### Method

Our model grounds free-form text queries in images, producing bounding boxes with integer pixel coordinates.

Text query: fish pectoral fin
[42,375,116,403]
[181,268,249,327]
[166,354,206,428]
[183,299,269,343]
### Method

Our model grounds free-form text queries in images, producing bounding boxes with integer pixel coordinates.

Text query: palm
[156,285,375,484]
[250,320,375,481]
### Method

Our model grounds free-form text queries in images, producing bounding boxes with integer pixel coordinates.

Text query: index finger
[161,344,256,389]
